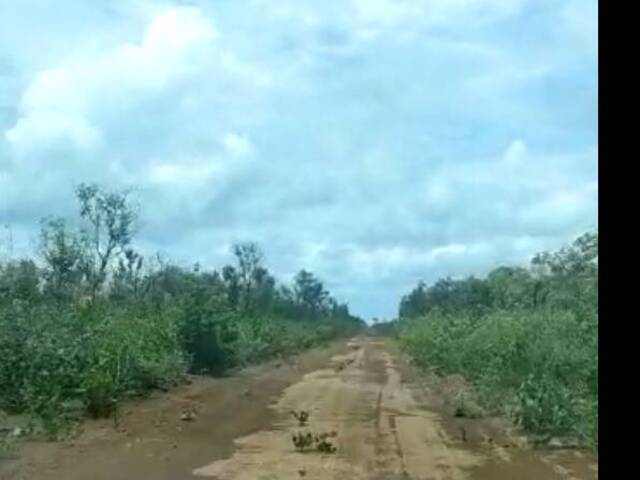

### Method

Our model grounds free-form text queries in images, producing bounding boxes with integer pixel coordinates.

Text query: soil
[0,336,598,480]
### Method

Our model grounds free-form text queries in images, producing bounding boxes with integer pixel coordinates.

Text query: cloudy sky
[0,0,597,320]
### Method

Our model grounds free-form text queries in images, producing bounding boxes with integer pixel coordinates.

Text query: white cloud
[425,176,452,200]
[5,6,217,154]
[351,0,424,41]
[428,243,467,260]
[520,184,597,229]
[250,0,528,47]
[0,0,597,319]
[353,0,526,32]
[147,160,217,186]
[222,133,254,156]
[6,112,103,154]
[503,139,527,168]
[348,246,415,275]
[343,241,492,278]
[561,0,598,54]
[143,7,217,50]
[465,61,551,95]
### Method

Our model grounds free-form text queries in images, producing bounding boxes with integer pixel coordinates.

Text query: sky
[0,0,598,320]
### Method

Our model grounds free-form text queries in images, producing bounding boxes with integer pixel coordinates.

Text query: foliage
[368,320,398,337]
[397,232,598,449]
[291,431,338,453]
[0,184,365,438]
[0,410,19,459]
[0,301,185,438]
[75,183,138,299]
[0,259,40,302]
[39,218,85,302]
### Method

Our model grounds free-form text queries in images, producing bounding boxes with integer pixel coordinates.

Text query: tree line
[0,184,364,437]
[399,231,597,321]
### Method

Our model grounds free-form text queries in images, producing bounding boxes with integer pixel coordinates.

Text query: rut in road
[194,339,479,479]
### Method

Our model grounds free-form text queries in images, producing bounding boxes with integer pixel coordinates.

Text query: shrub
[0,301,186,436]
[398,308,597,447]
[1,184,365,439]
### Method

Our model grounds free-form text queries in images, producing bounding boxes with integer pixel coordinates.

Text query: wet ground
[0,336,598,479]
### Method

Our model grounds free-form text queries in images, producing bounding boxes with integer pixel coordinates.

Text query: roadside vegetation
[396,232,598,449]
[0,184,364,441]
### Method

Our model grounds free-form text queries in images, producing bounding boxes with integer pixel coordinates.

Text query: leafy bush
[0,301,186,437]
[80,304,186,417]
[0,297,353,438]
[397,233,597,449]
[399,308,597,448]
[0,184,365,438]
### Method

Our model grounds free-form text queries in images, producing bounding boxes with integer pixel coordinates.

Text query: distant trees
[398,231,598,321]
[399,276,492,318]
[214,245,356,327]
[1,182,365,334]
[37,183,138,302]
[530,231,598,318]
[398,281,427,319]
[1,182,365,347]
[294,269,330,319]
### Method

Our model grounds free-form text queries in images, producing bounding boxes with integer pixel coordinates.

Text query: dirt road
[1,337,598,480]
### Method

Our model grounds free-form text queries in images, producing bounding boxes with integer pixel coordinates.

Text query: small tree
[111,248,144,301]
[398,281,427,319]
[0,259,40,302]
[75,183,137,299]
[221,265,240,309]
[294,270,329,319]
[40,217,85,301]
[231,242,264,311]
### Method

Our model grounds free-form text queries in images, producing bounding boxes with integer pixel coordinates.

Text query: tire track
[192,339,482,479]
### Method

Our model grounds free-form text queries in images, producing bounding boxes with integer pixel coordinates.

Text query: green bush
[1,185,365,439]
[0,301,186,437]
[0,298,352,437]
[228,315,339,366]
[397,233,597,449]
[398,308,597,448]
[80,305,186,417]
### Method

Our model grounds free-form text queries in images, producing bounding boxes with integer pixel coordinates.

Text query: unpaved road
[1,337,597,480]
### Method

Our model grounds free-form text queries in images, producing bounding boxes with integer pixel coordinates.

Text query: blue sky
[0,0,597,320]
